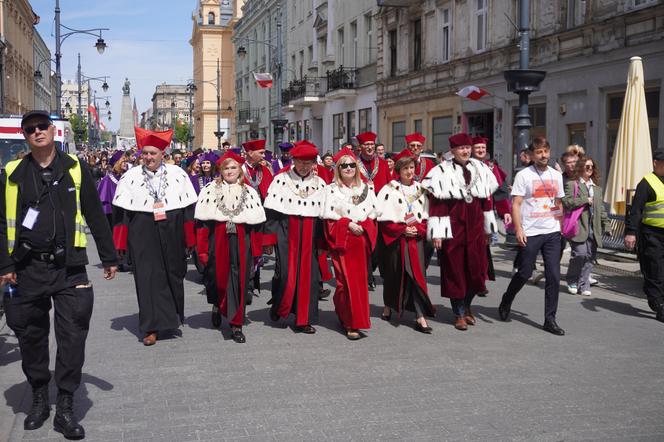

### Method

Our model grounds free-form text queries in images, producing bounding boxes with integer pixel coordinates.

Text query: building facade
[33,28,51,112]
[150,83,191,130]
[376,0,664,179]
[281,0,379,153]
[60,80,89,119]
[233,0,285,148]
[190,0,244,149]
[0,0,38,114]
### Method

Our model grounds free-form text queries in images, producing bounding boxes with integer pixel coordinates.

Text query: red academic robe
[243,162,275,246]
[324,217,377,329]
[486,159,511,218]
[359,156,392,193]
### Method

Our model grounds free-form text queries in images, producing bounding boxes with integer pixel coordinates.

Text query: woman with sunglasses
[563,157,610,296]
[376,151,435,333]
[322,147,378,340]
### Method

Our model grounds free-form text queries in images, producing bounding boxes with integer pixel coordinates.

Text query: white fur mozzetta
[375,180,429,224]
[194,181,266,225]
[427,216,452,240]
[263,168,327,217]
[322,182,378,222]
[483,210,497,234]
[422,158,498,200]
[113,163,197,213]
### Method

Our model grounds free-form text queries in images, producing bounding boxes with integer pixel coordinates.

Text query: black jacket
[0,149,118,274]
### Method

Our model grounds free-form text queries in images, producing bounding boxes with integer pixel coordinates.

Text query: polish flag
[99,122,106,131]
[253,72,273,89]
[457,86,489,101]
[87,104,99,124]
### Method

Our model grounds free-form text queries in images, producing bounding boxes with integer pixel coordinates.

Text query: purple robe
[271,158,292,174]
[190,174,215,195]
[97,173,120,215]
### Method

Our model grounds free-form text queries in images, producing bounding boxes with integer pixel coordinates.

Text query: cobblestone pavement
[1,244,663,441]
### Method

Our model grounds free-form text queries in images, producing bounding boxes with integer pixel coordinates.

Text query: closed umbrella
[604,56,653,216]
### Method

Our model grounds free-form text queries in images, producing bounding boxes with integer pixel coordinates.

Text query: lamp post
[213,58,223,149]
[186,82,197,151]
[55,0,109,116]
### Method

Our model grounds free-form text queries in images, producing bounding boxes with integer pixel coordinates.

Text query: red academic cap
[355,131,377,144]
[135,127,173,151]
[449,133,474,149]
[405,132,426,145]
[216,151,245,167]
[242,139,266,151]
[393,149,416,162]
[291,140,318,160]
[472,136,489,146]
[333,146,357,163]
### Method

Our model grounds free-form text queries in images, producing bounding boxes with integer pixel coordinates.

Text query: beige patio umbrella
[604,56,653,216]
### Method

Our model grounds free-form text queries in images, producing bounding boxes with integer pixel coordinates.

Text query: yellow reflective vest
[4,153,88,253]
[643,173,664,229]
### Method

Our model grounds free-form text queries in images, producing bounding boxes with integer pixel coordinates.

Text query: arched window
[208,12,215,25]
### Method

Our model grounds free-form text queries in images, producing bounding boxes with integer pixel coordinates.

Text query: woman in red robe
[194,152,268,343]
[376,152,435,333]
[322,147,378,340]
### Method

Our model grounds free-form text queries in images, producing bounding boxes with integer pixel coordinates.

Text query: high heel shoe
[381,309,391,321]
[414,321,432,334]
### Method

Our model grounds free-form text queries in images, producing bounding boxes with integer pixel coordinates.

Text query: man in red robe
[355,131,391,193]
[423,133,498,330]
[393,132,436,182]
[241,139,273,200]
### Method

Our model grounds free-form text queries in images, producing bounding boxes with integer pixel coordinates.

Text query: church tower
[190,0,244,149]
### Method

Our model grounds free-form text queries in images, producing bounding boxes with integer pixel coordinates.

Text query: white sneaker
[581,290,591,296]
[589,276,599,286]
[568,284,578,295]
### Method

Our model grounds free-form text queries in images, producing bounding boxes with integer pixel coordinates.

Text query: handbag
[561,181,585,240]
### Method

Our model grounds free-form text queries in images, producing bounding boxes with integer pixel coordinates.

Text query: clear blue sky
[33,0,196,131]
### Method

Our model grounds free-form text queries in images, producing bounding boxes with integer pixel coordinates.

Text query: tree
[174,119,190,146]
[69,114,88,144]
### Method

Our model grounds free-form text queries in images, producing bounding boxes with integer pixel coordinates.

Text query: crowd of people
[2,109,663,439]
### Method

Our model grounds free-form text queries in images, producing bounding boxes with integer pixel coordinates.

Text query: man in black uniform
[0,110,118,439]
[624,148,664,322]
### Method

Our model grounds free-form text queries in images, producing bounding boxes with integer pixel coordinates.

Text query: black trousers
[3,260,91,394]
[638,229,664,312]
[504,232,561,322]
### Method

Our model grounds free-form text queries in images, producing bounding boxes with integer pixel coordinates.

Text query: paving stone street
[1,243,663,442]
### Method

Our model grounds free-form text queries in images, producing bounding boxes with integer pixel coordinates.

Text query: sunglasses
[23,122,51,135]
[339,163,357,169]
[585,165,594,170]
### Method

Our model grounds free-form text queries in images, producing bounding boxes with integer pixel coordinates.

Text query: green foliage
[174,119,190,145]
[68,114,88,143]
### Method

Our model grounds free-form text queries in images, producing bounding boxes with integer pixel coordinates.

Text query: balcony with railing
[236,101,260,125]
[326,66,358,99]
[282,76,325,108]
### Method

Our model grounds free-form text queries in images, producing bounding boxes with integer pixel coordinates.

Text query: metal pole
[275,8,283,142]
[77,53,82,117]
[514,0,532,153]
[86,79,91,145]
[55,0,62,116]
[217,58,221,149]
[188,84,193,151]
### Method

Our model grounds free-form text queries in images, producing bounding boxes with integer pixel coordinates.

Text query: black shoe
[319,288,331,300]
[24,386,50,431]
[54,394,85,440]
[231,329,246,343]
[414,322,433,334]
[543,320,565,336]
[380,309,391,321]
[498,298,512,321]
[295,324,316,334]
[656,306,664,323]
[476,289,488,298]
[211,305,221,328]
[245,291,253,306]
[269,309,279,322]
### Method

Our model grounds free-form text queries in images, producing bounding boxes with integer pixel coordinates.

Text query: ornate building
[150,83,191,130]
[190,0,244,149]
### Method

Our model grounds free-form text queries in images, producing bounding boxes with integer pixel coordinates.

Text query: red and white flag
[253,72,273,89]
[87,104,99,125]
[457,86,489,101]
[99,122,106,131]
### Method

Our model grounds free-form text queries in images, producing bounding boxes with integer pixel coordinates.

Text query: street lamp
[54,0,109,116]
[186,82,197,151]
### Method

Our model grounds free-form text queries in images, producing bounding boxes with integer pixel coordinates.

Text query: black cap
[21,110,52,127]
[653,148,664,161]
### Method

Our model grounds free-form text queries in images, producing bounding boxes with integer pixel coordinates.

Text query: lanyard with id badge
[400,185,420,226]
[533,166,561,218]
[22,169,54,230]
[143,164,167,221]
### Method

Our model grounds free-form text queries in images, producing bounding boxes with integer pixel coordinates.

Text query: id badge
[549,206,562,218]
[22,207,39,229]
[153,201,167,221]
[404,212,418,225]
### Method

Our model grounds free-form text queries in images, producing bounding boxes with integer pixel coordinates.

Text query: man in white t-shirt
[498,137,566,335]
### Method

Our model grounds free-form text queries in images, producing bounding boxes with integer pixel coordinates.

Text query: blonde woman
[322,147,378,340]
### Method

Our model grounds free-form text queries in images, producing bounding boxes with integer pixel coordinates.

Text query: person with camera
[0,110,118,439]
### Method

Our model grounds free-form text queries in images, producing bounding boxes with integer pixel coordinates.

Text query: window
[347,111,356,142]
[351,21,358,67]
[413,19,422,71]
[337,28,345,66]
[441,8,451,62]
[304,120,312,140]
[359,108,372,133]
[308,45,314,68]
[208,12,215,25]
[566,0,586,28]
[633,0,657,9]
[474,0,488,52]
[333,113,344,151]
[607,89,659,163]
[432,117,452,152]
[299,49,305,79]
[365,14,374,63]
[414,119,423,134]
[389,30,397,77]
[392,121,406,151]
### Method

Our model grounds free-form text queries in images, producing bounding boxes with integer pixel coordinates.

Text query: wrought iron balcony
[237,101,260,125]
[326,66,358,93]
[282,76,325,106]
